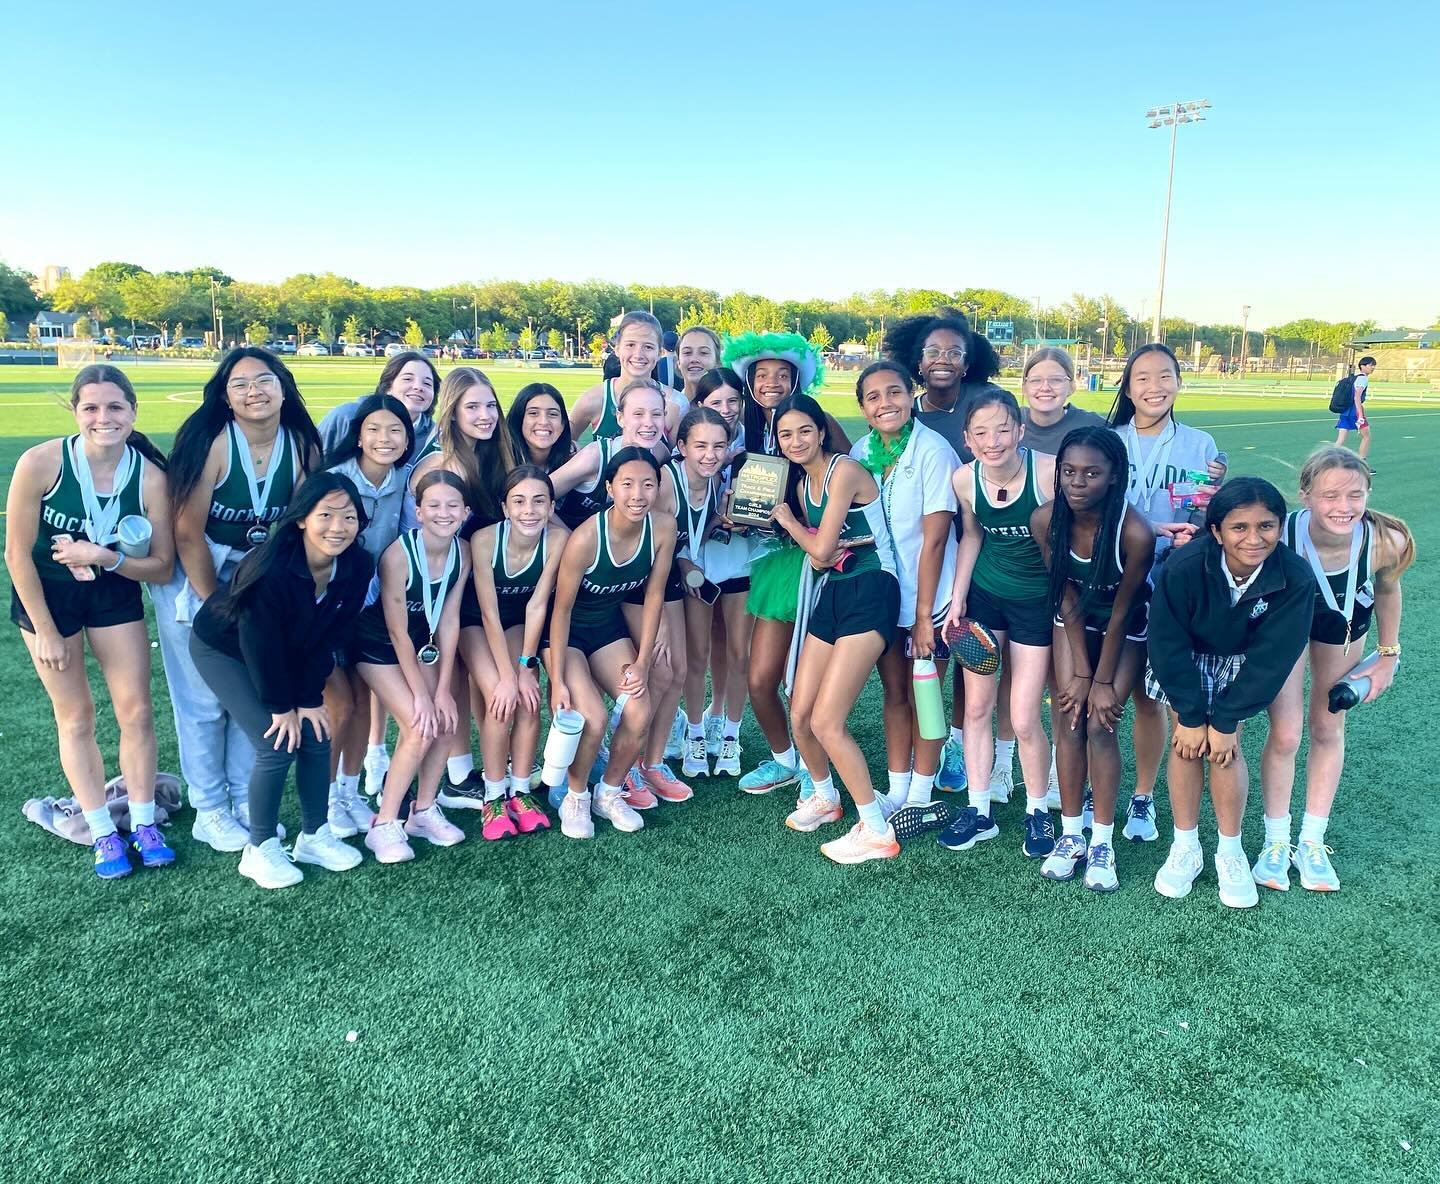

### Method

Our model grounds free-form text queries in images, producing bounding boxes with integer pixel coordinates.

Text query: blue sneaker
[794,768,814,801]
[588,742,611,786]
[546,782,568,811]
[93,832,132,880]
[937,806,999,851]
[936,738,968,792]
[739,758,798,796]
[130,823,176,869]
[1022,811,1057,858]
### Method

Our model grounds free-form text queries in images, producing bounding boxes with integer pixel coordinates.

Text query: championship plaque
[728,454,789,530]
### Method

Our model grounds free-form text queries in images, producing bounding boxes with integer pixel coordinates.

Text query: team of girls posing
[9,323,1413,904]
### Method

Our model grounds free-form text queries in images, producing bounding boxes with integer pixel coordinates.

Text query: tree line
[0,259,1418,360]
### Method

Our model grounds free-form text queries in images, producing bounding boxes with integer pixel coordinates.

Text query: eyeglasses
[1023,375,1073,390]
[920,347,966,362]
[227,374,280,395]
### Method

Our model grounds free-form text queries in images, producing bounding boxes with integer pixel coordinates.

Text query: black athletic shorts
[807,568,900,647]
[549,611,631,659]
[348,611,428,667]
[1055,597,1151,643]
[1312,602,1373,647]
[967,582,1052,648]
[11,573,144,639]
[459,579,482,630]
[719,575,750,595]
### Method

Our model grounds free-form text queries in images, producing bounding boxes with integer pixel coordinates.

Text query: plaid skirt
[1144,651,1244,712]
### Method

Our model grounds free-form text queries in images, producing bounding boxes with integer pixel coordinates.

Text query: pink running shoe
[819,820,900,865]
[364,819,415,864]
[506,792,551,834]
[405,804,466,847]
[641,762,693,803]
[480,798,519,841]
[785,794,844,833]
[621,767,658,810]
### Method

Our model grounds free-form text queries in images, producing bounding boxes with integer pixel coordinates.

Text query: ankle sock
[446,755,474,785]
[130,798,156,827]
[84,805,118,840]
[337,771,360,796]
[771,745,796,769]
[1264,813,1292,845]
[1173,825,1201,853]
[908,772,936,805]
[1299,812,1329,845]
[949,725,965,747]
[483,778,508,803]
[1092,822,1115,846]
[968,786,991,817]
[857,797,885,832]
[366,743,388,762]
[687,720,705,739]
[723,718,741,741]
[1216,832,1245,859]
[810,774,839,804]
[595,778,621,798]
[1026,795,1047,816]
[508,774,529,797]
[886,769,911,805]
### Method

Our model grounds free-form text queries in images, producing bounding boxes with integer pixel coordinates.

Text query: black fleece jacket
[1149,535,1315,733]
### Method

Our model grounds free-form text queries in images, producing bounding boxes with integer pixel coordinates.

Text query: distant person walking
[1333,356,1375,470]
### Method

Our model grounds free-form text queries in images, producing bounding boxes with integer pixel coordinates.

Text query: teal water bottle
[913,659,946,741]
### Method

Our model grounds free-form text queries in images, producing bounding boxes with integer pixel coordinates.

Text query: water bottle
[1327,650,1397,713]
[912,659,947,741]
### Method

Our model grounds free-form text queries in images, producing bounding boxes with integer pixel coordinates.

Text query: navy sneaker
[130,823,176,868]
[937,806,999,851]
[1022,811,1056,858]
[93,832,132,880]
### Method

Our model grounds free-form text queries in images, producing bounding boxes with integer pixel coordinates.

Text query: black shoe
[890,800,953,840]
[437,770,486,811]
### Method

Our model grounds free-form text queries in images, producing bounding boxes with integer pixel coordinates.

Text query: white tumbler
[541,709,586,789]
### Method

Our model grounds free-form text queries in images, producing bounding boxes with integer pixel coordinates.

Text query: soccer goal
[56,341,97,368]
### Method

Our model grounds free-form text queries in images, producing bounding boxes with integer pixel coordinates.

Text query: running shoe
[1251,841,1292,891]
[292,824,363,872]
[407,804,466,847]
[480,798,519,841]
[560,790,594,839]
[738,758,798,796]
[130,823,176,869]
[1153,844,1204,899]
[1083,842,1119,893]
[507,793,551,834]
[192,807,248,853]
[890,800,953,841]
[529,762,543,790]
[988,764,1014,805]
[641,762,693,803]
[546,782,568,811]
[1123,794,1158,842]
[92,832,132,880]
[713,737,742,777]
[704,714,724,758]
[937,806,999,852]
[1293,841,1341,892]
[1040,834,1087,881]
[1021,811,1057,859]
[1081,789,1095,832]
[936,739,968,792]
[785,794,843,833]
[682,734,709,779]
[437,772,488,812]
[363,746,390,798]
[1216,849,1259,909]
[621,767,658,810]
[820,820,900,865]
[593,786,645,833]
[588,742,611,786]
[664,710,686,761]
[231,801,284,841]
[364,820,415,864]
[239,837,303,888]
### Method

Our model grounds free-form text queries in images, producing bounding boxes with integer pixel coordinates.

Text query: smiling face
[677,331,718,387]
[1303,466,1369,537]
[860,369,912,437]
[457,383,500,441]
[750,359,796,408]
[1211,502,1281,576]
[503,477,552,537]
[919,328,967,392]
[698,383,742,430]
[607,460,659,521]
[964,402,1022,467]
[521,394,564,455]
[72,381,136,447]
[388,360,436,418]
[417,480,467,540]
[617,324,661,379]
[1022,358,1074,417]
[775,409,823,465]
[225,356,283,423]
[678,422,729,479]
[301,489,360,556]
[359,409,408,468]
[1126,351,1180,428]
[1058,443,1116,513]
[619,389,666,449]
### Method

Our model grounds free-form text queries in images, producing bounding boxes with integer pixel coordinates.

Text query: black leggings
[189,634,329,845]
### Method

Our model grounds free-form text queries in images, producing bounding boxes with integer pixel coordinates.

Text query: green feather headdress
[721,331,823,396]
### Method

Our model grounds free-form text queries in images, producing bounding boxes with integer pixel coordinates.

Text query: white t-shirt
[1118,418,1219,554]
[849,420,958,627]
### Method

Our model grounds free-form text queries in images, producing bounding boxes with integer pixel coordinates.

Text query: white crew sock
[886,769,911,807]
[771,745,796,769]
[1216,832,1245,859]
[908,772,936,805]
[994,739,1015,769]
[84,805,118,840]
[1299,812,1329,845]
[1092,822,1115,847]
[968,786,991,817]
[949,725,965,747]
[366,742,388,762]
[508,774,530,798]
[1264,813,1291,845]
[130,798,156,827]
[1173,825,1201,853]
[724,717,741,740]
[1026,795,1048,816]
[857,797,886,832]
[1061,814,1084,837]
[483,778,508,803]
[447,754,474,785]
[687,719,705,738]
[337,771,360,796]
[595,778,622,798]
[810,774,840,804]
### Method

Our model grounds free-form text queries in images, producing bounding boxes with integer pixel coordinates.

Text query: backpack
[1329,376,1356,413]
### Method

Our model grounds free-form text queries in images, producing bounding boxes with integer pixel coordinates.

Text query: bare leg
[748,616,795,753]
[1132,675,1167,798]
[1209,723,1249,837]
[719,592,752,726]
[21,629,106,811]
[1166,708,1203,830]
[876,641,914,779]
[359,661,439,823]
[87,621,158,804]
[587,640,653,780]
[1007,642,1053,808]
[1260,653,1307,821]
[805,632,889,805]
[682,594,713,726]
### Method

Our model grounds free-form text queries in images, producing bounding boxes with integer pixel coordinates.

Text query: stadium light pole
[1146,100,1210,342]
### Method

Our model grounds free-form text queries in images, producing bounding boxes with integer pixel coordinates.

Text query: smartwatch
[517,654,538,669]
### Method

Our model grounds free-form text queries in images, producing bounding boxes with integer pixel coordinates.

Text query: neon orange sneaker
[820,820,900,865]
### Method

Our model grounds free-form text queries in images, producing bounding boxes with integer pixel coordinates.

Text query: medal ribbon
[406,530,458,643]
[71,437,134,544]
[1295,510,1364,645]
[232,422,288,529]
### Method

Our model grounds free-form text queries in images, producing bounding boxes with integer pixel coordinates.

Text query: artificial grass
[1,372,1437,1183]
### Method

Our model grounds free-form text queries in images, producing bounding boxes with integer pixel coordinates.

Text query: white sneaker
[1083,841,1119,893]
[193,806,249,853]
[363,748,390,797]
[989,764,1014,805]
[339,783,375,833]
[785,793,844,833]
[405,804,466,847]
[1293,840,1341,892]
[682,733,709,778]
[1251,841,1292,891]
[1153,844,1204,899]
[1045,751,1061,810]
[560,790,594,839]
[327,784,359,839]
[292,824,363,872]
[1122,794,1158,842]
[364,819,415,864]
[593,785,645,833]
[231,801,284,841]
[1215,849,1259,908]
[664,710,686,761]
[713,736,741,777]
[239,837,303,889]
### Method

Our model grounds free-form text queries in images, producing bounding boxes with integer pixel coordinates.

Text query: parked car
[342,343,375,357]
[177,337,207,350]
[383,342,409,358]
[297,341,330,356]
[421,346,439,358]
[459,346,479,359]
[268,340,297,355]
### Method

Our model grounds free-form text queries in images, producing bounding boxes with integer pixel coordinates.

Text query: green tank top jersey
[412,429,442,467]
[572,511,653,627]
[557,437,614,529]
[666,461,718,552]
[1064,521,1127,622]
[971,448,1048,601]
[207,424,298,549]
[399,529,463,646]
[493,520,547,631]
[594,379,623,440]
[33,436,147,580]
[803,455,882,579]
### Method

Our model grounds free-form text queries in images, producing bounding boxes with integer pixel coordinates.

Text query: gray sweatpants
[189,633,329,845]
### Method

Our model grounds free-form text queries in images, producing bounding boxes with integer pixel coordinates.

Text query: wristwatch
[1376,643,1401,657]
[517,654,538,669]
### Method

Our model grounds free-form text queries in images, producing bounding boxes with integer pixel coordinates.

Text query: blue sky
[3,0,1433,328]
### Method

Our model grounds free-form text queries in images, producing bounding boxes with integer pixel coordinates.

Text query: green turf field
[1,361,1436,1184]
